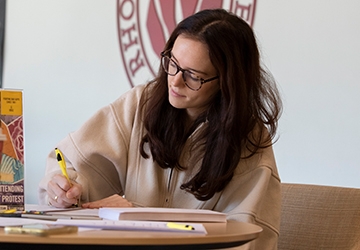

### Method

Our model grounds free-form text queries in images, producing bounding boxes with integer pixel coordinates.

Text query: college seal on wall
[117,0,257,88]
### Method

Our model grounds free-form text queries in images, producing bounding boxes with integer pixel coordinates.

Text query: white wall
[3,0,129,203]
[3,0,360,204]
[255,1,360,187]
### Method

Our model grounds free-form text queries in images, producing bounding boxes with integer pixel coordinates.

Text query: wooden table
[0,221,262,249]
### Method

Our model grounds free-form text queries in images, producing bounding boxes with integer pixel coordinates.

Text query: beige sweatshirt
[39,84,281,249]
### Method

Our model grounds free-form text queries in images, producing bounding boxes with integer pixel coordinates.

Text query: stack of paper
[98,207,227,222]
[55,219,208,234]
[1,205,227,234]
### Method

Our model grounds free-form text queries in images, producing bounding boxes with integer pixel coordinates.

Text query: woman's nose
[170,72,185,87]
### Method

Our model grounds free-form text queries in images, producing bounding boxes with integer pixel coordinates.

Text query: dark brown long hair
[139,9,282,201]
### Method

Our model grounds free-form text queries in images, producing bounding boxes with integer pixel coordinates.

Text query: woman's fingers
[47,174,81,208]
[82,194,133,208]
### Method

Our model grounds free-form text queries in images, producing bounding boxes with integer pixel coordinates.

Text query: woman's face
[167,34,220,120]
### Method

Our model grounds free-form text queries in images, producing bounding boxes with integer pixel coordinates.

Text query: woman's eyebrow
[170,52,209,75]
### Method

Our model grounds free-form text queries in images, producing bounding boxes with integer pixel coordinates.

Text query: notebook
[98,207,227,222]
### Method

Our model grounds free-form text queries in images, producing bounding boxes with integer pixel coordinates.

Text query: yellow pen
[55,148,72,186]
[167,222,195,231]
[1,208,17,214]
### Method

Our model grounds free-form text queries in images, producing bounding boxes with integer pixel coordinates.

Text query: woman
[39,9,282,249]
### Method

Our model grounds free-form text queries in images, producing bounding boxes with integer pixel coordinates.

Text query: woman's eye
[187,72,200,81]
[169,61,177,68]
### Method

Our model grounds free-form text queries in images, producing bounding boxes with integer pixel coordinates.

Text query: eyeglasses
[161,52,219,91]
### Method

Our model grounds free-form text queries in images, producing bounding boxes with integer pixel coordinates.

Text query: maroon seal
[117,0,257,88]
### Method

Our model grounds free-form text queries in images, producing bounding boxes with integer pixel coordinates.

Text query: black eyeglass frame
[161,51,219,91]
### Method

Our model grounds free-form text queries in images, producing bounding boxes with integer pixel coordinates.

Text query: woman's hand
[47,174,82,208]
[82,194,133,208]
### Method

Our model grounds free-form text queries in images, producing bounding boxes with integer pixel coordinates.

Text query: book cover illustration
[0,90,24,211]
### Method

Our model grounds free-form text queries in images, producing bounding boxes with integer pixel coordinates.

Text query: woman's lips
[170,88,185,97]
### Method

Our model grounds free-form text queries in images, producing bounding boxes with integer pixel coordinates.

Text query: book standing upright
[0,89,24,211]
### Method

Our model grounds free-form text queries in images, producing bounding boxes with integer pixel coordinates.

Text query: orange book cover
[0,89,24,211]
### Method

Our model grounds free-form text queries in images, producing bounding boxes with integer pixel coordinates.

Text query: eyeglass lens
[162,56,202,90]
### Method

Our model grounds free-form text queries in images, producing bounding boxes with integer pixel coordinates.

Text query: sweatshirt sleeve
[214,145,281,250]
[38,85,144,205]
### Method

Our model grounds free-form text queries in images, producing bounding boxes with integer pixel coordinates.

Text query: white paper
[21,204,100,220]
[55,219,207,234]
[0,217,57,226]
[98,207,227,222]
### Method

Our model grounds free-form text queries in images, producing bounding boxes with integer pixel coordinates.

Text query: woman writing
[39,9,282,249]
